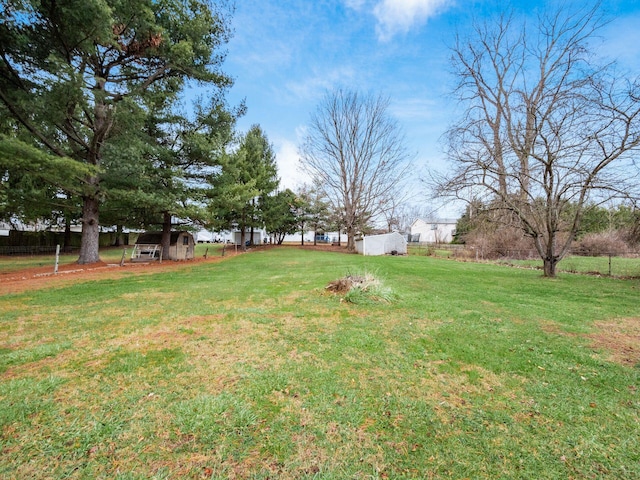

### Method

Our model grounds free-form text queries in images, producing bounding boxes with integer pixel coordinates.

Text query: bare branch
[438,4,640,276]
[300,89,412,250]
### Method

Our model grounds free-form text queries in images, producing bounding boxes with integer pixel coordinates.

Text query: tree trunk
[77,195,100,264]
[63,218,72,253]
[240,216,246,251]
[537,233,561,278]
[76,93,111,264]
[527,226,548,278]
[113,224,123,247]
[161,212,172,260]
[346,226,356,252]
[543,257,558,277]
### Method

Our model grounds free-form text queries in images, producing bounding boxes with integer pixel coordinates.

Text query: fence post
[609,254,612,276]
[54,244,60,274]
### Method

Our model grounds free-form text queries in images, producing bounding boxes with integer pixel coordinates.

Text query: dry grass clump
[325,274,369,293]
[326,272,396,304]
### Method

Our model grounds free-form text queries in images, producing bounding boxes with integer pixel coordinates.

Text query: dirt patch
[588,319,640,367]
[0,250,241,295]
[0,244,350,295]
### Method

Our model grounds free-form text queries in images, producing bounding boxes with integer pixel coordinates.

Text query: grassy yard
[407,244,640,277]
[502,255,640,278]
[1,248,639,479]
[407,245,456,258]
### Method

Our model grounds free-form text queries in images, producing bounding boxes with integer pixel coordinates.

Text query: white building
[281,231,342,244]
[410,218,457,244]
[355,232,407,256]
[232,229,266,246]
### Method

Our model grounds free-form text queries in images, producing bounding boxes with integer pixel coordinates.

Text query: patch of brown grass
[542,318,640,366]
[588,318,640,366]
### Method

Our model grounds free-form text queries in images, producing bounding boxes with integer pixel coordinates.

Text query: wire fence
[408,243,640,278]
[0,245,78,256]
[2,242,639,277]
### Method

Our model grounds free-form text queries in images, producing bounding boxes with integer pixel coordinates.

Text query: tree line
[0,0,243,263]
[0,0,412,262]
[3,1,638,276]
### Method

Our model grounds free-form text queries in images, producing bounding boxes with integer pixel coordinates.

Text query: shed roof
[358,231,406,240]
[412,218,458,226]
[136,231,192,245]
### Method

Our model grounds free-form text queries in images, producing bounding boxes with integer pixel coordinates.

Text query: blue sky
[221,0,640,218]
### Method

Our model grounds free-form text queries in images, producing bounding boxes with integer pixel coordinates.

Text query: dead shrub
[326,275,364,293]
[574,231,629,256]
[460,227,536,260]
[325,273,396,303]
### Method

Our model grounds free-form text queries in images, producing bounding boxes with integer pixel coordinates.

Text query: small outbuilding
[355,232,407,256]
[132,231,195,261]
[410,218,457,244]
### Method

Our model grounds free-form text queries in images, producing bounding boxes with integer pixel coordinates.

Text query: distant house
[232,230,266,246]
[194,229,227,243]
[410,219,457,244]
[281,231,342,244]
[355,232,407,256]
[132,231,195,261]
[0,221,10,238]
[195,229,214,243]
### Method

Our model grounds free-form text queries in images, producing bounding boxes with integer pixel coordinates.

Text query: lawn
[1,247,639,479]
[502,255,640,278]
[407,244,640,277]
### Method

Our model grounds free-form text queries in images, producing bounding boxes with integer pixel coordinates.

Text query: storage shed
[355,232,407,256]
[132,231,195,261]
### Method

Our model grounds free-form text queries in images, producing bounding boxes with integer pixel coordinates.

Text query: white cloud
[274,137,310,191]
[344,0,367,10]
[389,97,440,121]
[373,0,454,41]
[283,66,357,102]
[234,44,293,73]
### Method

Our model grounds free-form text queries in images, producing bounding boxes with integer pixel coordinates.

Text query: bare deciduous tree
[437,6,640,276]
[300,89,412,251]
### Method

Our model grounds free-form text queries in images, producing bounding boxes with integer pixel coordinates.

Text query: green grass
[503,254,640,277]
[1,248,639,479]
[408,245,456,258]
[406,245,640,277]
